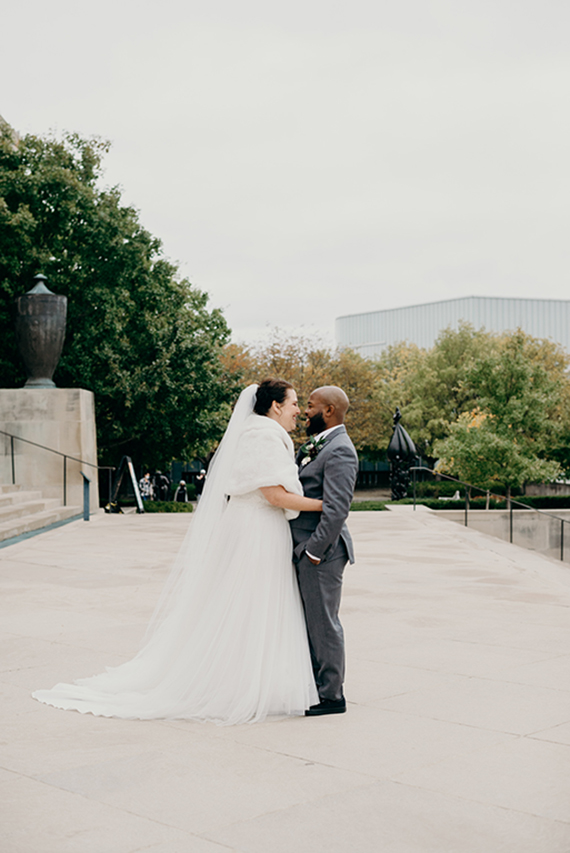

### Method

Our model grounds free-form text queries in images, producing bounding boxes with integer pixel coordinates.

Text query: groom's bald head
[305,386,350,434]
[311,387,350,420]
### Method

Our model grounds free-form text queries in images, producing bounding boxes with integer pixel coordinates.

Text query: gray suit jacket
[289,426,359,564]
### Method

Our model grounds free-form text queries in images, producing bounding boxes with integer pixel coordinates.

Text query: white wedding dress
[32,386,318,724]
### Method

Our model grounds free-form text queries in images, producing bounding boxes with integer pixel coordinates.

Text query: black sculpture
[387,408,417,501]
[15,274,67,388]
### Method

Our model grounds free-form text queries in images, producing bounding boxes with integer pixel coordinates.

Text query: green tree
[0,128,238,468]
[433,409,561,498]
[371,340,425,453]
[372,324,498,457]
[434,331,565,497]
[404,324,497,449]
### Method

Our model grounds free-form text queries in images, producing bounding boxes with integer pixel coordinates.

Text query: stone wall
[525,482,570,496]
[437,508,570,564]
[0,388,99,511]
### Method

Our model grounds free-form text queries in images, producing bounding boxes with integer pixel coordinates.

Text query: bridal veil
[32,385,317,722]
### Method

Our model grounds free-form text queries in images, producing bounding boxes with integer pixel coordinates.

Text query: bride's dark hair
[254,378,294,416]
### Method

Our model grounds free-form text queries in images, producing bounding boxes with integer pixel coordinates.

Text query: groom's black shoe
[305,696,346,716]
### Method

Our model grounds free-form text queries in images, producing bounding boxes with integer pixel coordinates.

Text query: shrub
[350,500,388,511]
[413,481,462,498]
[388,495,570,511]
[412,480,523,498]
[144,501,193,513]
[513,495,570,510]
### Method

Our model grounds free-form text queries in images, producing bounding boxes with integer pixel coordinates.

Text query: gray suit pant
[295,541,348,702]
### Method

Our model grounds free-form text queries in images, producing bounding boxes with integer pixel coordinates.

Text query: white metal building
[336,296,570,357]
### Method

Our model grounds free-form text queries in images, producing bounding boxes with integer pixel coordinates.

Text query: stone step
[0,484,23,494]
[0,490,44,508]
[0,498,60,524]
[0,505,82,543]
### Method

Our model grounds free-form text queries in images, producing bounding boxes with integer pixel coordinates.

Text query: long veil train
[142,383,259,640]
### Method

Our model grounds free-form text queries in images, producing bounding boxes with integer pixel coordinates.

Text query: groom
[290,386,359,716]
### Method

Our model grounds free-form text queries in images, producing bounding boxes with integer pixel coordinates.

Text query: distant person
[174,480,188,502]
[195,469,206,503]
[154,471,170,502]
[151,471,160,500]
[139,472,153,501]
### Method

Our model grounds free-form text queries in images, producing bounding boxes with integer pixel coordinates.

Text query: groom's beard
[306,412,327,436]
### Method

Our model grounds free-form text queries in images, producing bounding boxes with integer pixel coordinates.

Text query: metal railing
[410,466,569,563]
[0,428,115,508]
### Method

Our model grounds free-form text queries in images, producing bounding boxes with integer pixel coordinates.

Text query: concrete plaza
[1,507,570,852]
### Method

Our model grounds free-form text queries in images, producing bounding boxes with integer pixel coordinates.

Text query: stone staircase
[0,484,81,543]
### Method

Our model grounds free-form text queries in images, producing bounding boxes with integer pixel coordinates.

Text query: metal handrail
[0,428,115,507]
[410,465,569,562]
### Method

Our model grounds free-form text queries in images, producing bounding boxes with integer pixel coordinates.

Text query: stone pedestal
[0,389,99,511]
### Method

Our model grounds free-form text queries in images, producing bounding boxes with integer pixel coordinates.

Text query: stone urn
[15,274,67,388]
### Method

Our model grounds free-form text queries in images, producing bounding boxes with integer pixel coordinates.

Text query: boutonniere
[299,436,327,467]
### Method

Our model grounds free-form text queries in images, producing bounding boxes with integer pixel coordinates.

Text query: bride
[33,379,321,724]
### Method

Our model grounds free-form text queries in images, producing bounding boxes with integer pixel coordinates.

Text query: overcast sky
[2,0,569,346]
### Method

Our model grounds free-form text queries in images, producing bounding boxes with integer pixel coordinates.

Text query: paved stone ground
[1,507,570,853]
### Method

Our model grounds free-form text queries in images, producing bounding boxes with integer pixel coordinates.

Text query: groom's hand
[306,551,321,565]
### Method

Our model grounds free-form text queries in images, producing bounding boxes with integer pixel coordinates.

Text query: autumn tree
[223,330,383,452]
[224,325,570,492]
